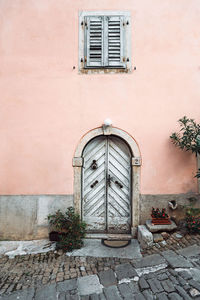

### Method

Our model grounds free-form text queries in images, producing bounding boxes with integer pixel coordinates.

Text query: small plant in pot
[47,207,87,252]
[151,208,171,225]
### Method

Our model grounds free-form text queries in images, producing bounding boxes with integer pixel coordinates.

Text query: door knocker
[91,160,98,170]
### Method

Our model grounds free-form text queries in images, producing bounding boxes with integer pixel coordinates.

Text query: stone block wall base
[0,195,73,240]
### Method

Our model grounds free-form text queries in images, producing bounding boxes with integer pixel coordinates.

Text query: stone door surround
[73,126,141,236]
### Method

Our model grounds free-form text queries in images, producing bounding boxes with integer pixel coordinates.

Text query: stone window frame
[79,11,132,74]
[72,126,141,236]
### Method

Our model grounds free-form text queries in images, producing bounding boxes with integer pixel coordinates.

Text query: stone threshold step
[86,233,132,240]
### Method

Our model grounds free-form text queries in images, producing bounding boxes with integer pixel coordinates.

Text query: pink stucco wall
[0,0,199,195]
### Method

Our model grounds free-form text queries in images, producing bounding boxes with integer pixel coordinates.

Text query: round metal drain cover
[102,239,131,248]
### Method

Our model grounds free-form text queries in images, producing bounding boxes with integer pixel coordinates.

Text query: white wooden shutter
[106,16,125,68]
[85,16,103,68]
[84,15,126,69]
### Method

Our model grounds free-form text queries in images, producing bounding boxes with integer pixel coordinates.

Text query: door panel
[107,136,131,233]
[82,136,107,231]
[82,135,131,233]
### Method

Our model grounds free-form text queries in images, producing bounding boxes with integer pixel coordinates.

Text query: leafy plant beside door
[47,207,87,252]
[170,116,200,178]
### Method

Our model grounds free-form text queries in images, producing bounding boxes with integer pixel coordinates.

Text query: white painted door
[82,135,131,233]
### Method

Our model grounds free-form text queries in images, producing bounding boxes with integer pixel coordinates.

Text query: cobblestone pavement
[1,234,200,299]
[141,232,200,257]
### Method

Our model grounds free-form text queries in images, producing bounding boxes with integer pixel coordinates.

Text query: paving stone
[189,268,200,282]
[115,263,137,280]
[175,233,183,239]
[128,281,140,295]
[153,234,163,243]
[144,273,155,280]
[117,283,133,299]
[138,277,149,290]
[156,292,168,300]
[134,293,146,300]
[78,275,102,296]
[142,289,154,300]
[66,294,79,300]
[168,292,183,300]
[169,275,179,285]
[175,285,192,300]
[35,284,57,300]
[188,279,200,291]
[132,254,166,268]
[138,225,153,248]
[57,278,77,292]
[57,292,66,300]
[98,269,117,287]
[168,269,179,277]
[177,245,200,258]
[177,276,188,287]
[157,273,169,281]
[161,279,175,293]
[80,296,89,300]
[161,250,193,268]
[189,288,200,297]
[179,270,192,280]
[161,232,170,240]
[90,293,99,300]
[99,294,106,300]
[103,286,122,300]
[0,288,35,300]
[147,278,164,294]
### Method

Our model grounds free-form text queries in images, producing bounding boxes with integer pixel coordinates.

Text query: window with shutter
[79,11,131,73]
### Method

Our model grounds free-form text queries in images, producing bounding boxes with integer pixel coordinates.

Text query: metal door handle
[90,160,98,170]
[115,181,123,188]
[91,180,98,188]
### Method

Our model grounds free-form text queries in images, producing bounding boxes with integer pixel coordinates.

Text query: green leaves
[151,207,169,219]
[47,207,87,252]
[170,116,200,156]
[195,169,200,178]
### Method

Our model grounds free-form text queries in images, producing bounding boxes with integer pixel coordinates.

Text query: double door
[82,135,131,233]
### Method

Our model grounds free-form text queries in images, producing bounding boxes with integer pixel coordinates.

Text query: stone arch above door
[73,126,141,236]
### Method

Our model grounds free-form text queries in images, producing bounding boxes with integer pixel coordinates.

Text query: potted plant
[47,207,87,251]
[151,207,171,225]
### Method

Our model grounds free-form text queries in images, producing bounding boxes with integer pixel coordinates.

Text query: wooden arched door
[82,135,132,233]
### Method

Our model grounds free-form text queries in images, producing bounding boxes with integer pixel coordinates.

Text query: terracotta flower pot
[49,231,60,241]
[151,217,171,225]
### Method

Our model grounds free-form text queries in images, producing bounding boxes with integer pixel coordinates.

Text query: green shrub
[47,207,87,252]
[170,116,200,179]
[170,116,200,156]
[183,197,200,233]
[186,216,200,233]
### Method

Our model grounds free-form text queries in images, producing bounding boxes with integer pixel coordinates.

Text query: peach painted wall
[0,0,200,195]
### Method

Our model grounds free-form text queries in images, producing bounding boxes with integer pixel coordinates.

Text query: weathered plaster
[0,0,199,195]
[0,195,73,240]
[197,154,200,193]
[140,193,200,225]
